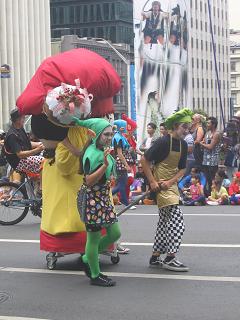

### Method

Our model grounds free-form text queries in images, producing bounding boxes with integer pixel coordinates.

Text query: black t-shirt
[144,134,188,170]
[4,126,32,169]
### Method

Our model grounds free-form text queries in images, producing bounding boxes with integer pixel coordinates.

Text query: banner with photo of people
[133,0,189,141]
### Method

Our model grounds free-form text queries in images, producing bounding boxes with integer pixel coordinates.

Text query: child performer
[75,118,121,287]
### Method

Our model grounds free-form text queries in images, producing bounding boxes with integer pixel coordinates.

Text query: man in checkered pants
[141,109,193,272]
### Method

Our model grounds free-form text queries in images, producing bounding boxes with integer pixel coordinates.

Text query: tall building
[50,0,134,45]
[52,35,134,116]
[0,0,51,129]
[188,0,230,125]
[230,30,240,115]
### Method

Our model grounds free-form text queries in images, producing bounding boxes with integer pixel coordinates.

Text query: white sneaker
[129,205,137,210]
[117,244,130,254]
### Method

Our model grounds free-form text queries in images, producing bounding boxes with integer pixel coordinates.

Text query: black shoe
[80,257,91,278]
[149,255,162,266]
[162,257,189,272]
[91,274,116,287]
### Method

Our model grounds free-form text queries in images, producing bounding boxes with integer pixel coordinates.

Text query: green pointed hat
[73,117,111,142]
[165,108,193,130]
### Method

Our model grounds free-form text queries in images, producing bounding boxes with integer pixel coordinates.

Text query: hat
[122,114,137,133]
[73,117,111,143]
[17,48,121,117]
[114,120,127,133]
[10,108,22,122]
[235,172,240,179]
[165,108,193,130]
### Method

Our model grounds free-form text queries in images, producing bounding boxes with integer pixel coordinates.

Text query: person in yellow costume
[17,49,122,269]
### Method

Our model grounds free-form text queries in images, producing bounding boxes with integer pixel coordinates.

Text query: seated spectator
[207,180,229,205]
[229,172,240,205]
[178,167,206,192]
[215,170,231,190]
[183,174,206,206]
[130,173,144,200]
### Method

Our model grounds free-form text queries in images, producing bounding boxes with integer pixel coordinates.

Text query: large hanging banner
[133,0,189,141]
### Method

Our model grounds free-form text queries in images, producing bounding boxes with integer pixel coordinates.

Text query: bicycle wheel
[0,182,29,225]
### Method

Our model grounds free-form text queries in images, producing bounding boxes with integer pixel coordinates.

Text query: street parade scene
[0,0,240,319]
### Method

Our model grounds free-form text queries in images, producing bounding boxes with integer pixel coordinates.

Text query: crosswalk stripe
[123,213,240,217]
[0,317,50,320]
[1,267,240,283]
[0,239,240,248]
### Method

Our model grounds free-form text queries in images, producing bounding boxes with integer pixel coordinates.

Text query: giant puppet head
[16,48,121,142]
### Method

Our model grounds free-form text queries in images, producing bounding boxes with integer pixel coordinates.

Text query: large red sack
[17,48,121,116]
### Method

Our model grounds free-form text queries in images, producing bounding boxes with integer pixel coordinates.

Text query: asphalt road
[0,205,240,320]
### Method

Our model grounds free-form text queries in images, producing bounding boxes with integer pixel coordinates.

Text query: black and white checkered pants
[153,205,185,254]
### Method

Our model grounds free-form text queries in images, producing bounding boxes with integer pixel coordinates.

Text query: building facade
[52,35,134,116]
[230,30,240,115]
[188,0,230,125]
[50,0,133,45]
[0,0,51,129]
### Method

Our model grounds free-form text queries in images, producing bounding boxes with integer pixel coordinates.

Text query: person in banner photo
[75,118,121,287]
[142,1,169,45]
[135,0,189,143]
[16,48,121,263]
[141,108,192,272]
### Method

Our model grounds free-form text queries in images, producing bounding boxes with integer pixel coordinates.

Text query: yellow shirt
[211,186,228,200]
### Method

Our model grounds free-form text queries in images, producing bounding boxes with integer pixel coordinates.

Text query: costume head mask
[113,120,127,134]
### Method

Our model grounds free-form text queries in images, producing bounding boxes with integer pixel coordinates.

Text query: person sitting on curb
[229,172,240,205]
[207,180,229,205]
[183,174,206,206]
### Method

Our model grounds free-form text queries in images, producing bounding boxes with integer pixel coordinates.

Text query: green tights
[82,222,121,279]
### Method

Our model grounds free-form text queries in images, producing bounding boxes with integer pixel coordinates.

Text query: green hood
[73,117,115,180]
[73,117,111,144]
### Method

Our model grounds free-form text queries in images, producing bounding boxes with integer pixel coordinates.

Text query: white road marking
[1,266,240,283]
[0,239,240,248]
[123,213,240,217]
[0,239,39,243]
[0,317,49,320]
[122,243,240,248]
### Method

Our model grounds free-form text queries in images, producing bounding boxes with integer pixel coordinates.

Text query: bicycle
[0,172,42,225]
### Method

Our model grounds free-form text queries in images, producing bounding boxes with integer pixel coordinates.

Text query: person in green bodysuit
[75,118,121,287]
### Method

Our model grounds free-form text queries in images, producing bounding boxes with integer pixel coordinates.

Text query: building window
[69,6,74,22]
[192,78,195,88]
[59,7,64,24]
[96,4,102,21]
[231,77,237,88]
[231,62,236,72]
[103,3,110,20]
[90,5,95,21]
[97,27,104,38]
[76,6,81,22]
[231,93,237,105]
[83,6,88,22]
